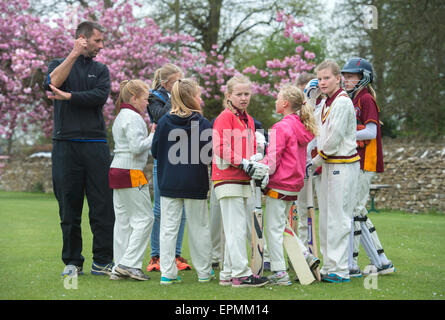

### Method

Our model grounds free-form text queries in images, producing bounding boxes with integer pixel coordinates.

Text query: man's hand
[47,84,72,101]
[71,36,88,58]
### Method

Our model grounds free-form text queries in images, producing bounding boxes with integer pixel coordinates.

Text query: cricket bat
[306,176,321,281]
[283,223,315,285]
[289,201,298,234]
[251,182,264,276]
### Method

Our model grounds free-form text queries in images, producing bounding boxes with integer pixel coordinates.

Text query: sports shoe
[146,256,160,272]
[321,273,350,283]
[160,276,182,285]
[198,269,215,283]
[377,261,396,275]
[91,261,114,275]
[176,256,192,270]
[305,253,320,271]
[268,271,292,286]
[349,268,363,278]
[232,274,269,288]
[219,279,232,286]
[115,264,150,281]
[61,264,83,277]
[109,272,129,280]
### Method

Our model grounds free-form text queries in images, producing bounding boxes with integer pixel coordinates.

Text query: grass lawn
[0,191,444,301]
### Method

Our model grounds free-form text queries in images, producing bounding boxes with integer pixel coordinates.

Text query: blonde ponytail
[151,63,183,90]
[279,84,318,136]
[170,78,202,118]
[115,79,149,114]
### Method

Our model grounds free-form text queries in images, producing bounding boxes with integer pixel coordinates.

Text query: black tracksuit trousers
[52,140,115,267]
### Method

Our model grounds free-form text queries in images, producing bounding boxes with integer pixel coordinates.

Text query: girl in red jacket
[212,75,269,288]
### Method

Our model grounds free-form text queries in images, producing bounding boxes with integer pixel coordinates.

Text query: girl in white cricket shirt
[109,80,155,281]
[306,60,360,283]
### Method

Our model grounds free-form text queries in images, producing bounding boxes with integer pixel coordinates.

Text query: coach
[44,21,114,277]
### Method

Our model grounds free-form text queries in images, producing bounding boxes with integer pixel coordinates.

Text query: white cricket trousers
[160,197,212,279]
[113,184,154,269]
[209,183,225,265]
[318,162,359,279]
[297,175,321,249]
[265,196,308,272]
[219,196,252,280]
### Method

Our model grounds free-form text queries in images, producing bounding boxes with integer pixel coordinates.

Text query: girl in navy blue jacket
[152,78,213,285]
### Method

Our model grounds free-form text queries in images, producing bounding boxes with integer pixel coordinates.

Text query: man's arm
[49,37,87,88]
[70,65,110,108]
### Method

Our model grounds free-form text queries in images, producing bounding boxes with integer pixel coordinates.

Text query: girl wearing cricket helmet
[341,57,395,277]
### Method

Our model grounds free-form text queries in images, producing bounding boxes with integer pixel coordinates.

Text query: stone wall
[1,139,444,213]
[371,138,445,213]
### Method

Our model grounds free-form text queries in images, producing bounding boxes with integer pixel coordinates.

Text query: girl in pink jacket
[260,84,319,285]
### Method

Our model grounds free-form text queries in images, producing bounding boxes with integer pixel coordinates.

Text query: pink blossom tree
[0,1,316,154]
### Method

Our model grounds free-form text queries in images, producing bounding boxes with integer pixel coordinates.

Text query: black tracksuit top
[44,55,111,140]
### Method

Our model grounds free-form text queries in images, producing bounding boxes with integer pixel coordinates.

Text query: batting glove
[251,162,269,180]
[304,78,321,101]
[239,159,255,176]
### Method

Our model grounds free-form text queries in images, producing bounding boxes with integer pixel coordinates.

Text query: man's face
[85,29,104,58]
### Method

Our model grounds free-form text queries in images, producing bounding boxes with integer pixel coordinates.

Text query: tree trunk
[203,0,222,54]
[174,0,180,54]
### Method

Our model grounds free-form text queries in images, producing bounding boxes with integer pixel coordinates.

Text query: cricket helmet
[342,57,374,98]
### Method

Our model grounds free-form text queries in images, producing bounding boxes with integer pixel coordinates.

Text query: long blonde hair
[151,63,183,90]
[170,78,202,118]
[223,74,251,112]
[116,79,149,113]
[279,84,318,136]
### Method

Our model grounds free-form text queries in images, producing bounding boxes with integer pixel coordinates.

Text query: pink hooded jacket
[260,113,314,192]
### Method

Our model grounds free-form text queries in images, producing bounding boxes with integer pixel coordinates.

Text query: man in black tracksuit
[44,21,114,277]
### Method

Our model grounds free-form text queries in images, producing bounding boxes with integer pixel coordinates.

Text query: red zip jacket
[212,108,257,181]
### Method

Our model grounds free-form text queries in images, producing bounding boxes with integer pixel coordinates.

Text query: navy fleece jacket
[152,112,212,199]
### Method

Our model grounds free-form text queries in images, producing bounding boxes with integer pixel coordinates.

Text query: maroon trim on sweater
[120,103,142,115]
[214,180,251,188]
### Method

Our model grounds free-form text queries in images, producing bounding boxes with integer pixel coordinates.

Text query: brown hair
[170,78,202,118]
[151,63,183,90]
[296,73,316,87]
[75,21,105,39]
[115,79,149,113]
[279,84,318,136]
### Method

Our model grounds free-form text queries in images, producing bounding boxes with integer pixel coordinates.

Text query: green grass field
[0,191,444,301]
